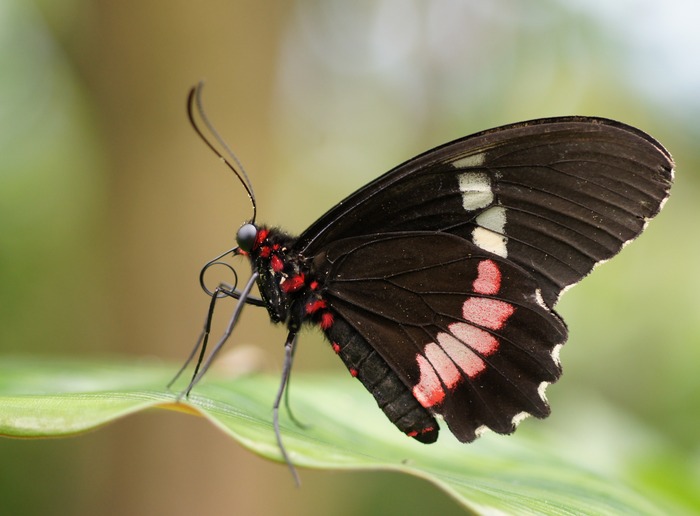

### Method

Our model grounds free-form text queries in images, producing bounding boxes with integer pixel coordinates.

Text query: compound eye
[236,223,258,252]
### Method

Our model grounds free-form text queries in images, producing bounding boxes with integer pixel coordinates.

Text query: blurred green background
[1,0,698,514]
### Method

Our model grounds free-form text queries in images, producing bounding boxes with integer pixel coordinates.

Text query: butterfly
[172,84,673,481]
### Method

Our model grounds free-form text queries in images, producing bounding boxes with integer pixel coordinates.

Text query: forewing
[315,232,567,442]
[298,117,673,306]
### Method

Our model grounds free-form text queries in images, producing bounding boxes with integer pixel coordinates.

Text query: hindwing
[313,232,567,442]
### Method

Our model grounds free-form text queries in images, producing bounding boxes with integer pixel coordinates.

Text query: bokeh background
[1,0,699,514]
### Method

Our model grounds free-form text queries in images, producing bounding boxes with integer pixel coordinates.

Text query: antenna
[187,81,257,223]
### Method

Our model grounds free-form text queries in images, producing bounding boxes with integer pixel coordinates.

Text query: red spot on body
[253,228,269,250]
[259,246,271,258]
[349,368,358,377]
[408,426,435,438]
[309,280,319,290]
[331,342,340,353]
[320,311,334,329]
[270,255,284,272]
[272,244,280,251]
[305,299,327,314]
[281,274,305,293]
[473,259,502,295]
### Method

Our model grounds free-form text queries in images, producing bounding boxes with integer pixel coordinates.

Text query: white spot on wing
[534,288,547,309]
[512,411,531,427]
[472,227,508,257]
[538,381,550,403]
[551,343,562,368]
[475,206,506,233]
[453,153,486,168]
[458,172,492,211]
[503,382,552,431]
[471,206,508,257]
[474,424,489,438]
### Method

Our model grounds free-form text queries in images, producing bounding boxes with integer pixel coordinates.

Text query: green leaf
[0,357,675,514]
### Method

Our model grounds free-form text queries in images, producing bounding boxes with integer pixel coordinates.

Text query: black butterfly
[172,85,673,480]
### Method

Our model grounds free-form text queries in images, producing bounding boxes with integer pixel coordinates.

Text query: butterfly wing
[315,231,567,442]
[297,117,674,307]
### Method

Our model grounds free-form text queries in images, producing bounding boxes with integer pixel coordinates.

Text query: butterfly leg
[167,285,225,392]
[283,337,309,430]
[169,272,259,399]
[273,330,302,486]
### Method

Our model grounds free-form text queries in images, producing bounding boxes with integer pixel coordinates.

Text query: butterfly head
[236,223,258,253]
[233,223,305,325]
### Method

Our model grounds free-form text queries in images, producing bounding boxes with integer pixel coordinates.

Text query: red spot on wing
[449,322,499,356]
[309,280,319,290]
[411,259,516,402]
[349,368,358,377]
[412,355,446,408]
[424,343,460,389]
[462,298,514,330]
[473,259,501,295]
[331,342,340,354]
[438,330,488,378]
[415,327,495,397]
